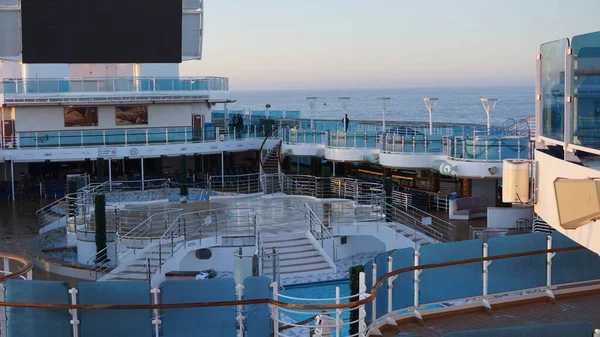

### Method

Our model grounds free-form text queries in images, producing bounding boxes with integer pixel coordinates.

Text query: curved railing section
[0,253,33,283]
[1,240,596,337]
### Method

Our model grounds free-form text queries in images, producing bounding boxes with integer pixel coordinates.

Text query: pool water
[280,280,450,336]
[280,281,352,336]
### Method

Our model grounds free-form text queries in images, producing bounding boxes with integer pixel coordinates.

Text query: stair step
[279,255,324,263]
[264,260,330,270]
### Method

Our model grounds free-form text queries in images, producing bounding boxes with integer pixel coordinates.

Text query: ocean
[226,86,535,126]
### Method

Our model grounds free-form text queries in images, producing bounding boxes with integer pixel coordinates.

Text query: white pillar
[307,97,318,130]
[378,97,390,131]
[141,157,145,191]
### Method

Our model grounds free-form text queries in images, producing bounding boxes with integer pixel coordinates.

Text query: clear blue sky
[180,0,600,90]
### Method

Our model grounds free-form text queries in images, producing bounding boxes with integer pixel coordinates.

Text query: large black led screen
[21,0,182,64]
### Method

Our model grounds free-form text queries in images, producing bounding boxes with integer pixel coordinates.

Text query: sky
[180,0,600,91]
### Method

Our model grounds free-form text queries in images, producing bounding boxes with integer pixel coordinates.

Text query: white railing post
[594,329,600,337]
[0,284,6,337]
[125,130,128,146]
[2,259,8,276]
[151,288,162,337]
[370,263,382,335]
[103,130,106,146]
[335,286,341,337]
[68,288,80,337]
[482,243,492,312]
[386,255,397,326]
[236,283,246,337]
[271,281,279,336]
[358,272,368,337]
[546,235,556,302]
[413,252,423,322]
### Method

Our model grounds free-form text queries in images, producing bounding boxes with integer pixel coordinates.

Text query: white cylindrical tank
[502,160,530,203]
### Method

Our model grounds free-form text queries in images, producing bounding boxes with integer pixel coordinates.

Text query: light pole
[423,98,439,135]
[480,98,498,135]
[306,97,328,130]
[339,97,351,133]
[377,97,391,131]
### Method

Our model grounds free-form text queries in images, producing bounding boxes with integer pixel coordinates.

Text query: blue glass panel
[442,321,594,337]
[286,110,300,119]
[391,248,414,310]
[551,232,600,284]
[125,129,147,145]
[572,31,600,149]
[363,259,373,325]
[147,129,167,144]
[105,130,125,145]
[374,253,388,318]
[252,110,266,117]
[540,38,569,141]
[160,279,237,337]
[243,277,271,337]
[167,128,186,143]
[5,280,71,337]
[488,233,546,294]
[78,281,152,337]
[269,110,283,119]
[420,240,482,304]
[60,131,82,146]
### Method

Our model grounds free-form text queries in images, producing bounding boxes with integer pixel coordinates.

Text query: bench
[449,196,488,220]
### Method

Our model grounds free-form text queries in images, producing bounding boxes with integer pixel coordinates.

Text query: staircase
[261,231,335,276]
[260,140,283,194]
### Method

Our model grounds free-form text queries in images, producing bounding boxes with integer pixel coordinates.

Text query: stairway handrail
[383,201,445,243]
[88,208,184,279]
[388,197,456,242]
[143,207,257,282]
[304,203,339,261]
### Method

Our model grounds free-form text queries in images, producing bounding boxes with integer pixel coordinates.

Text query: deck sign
[98,148,117,157]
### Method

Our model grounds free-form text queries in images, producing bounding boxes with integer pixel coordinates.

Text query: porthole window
[195,248,212,260]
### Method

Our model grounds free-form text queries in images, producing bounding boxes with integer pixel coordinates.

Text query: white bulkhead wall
[13,102,211,132]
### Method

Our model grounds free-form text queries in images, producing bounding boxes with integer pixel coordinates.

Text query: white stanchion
[151,288,162,337]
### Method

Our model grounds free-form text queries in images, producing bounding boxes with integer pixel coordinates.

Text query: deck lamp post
[423,98,439,135]
[306,97,327,130]
[480,98,498,135]
[377,97,391,131]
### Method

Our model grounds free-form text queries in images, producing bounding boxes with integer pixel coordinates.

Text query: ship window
[195,248,212,260]
[64,107,98,127]
[115,106,148,125]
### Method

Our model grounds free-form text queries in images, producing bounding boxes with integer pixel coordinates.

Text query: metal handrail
[143,207,257,282]
[305,203,339,261]
[384,201,452,243]
[87,208,184,279]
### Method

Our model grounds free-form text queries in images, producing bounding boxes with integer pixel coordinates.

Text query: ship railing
[392,189,450,213]
[4,243,597,337]
[448,136,534,162]
[8,126,260,149]
[87,208,184,280]
[208,173,262,194]
[388,196,456,243]
[0,76,229,95]
[142,207,257,283]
